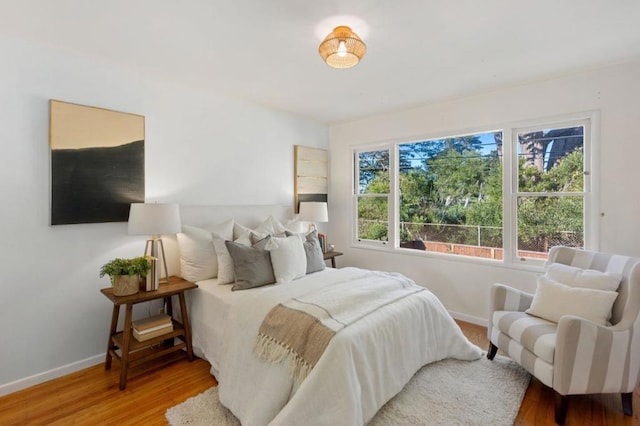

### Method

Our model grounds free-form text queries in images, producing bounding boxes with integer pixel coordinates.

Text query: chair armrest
[487,284,534,340]
[554,316,638,395]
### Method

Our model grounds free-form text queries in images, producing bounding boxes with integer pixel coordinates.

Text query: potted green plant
[100,257,151,296]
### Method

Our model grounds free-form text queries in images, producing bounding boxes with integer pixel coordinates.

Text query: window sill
[349,242,546,273]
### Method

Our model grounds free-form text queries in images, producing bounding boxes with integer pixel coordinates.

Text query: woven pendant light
[318,26,366,69]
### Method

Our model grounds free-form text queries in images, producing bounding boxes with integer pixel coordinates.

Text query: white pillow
[546,263,621,291]
[268,235,307,283]
[283,215,305,234]
[233,216,303,241]
[176,221,234,282]
[267,215,290,237]
[265,215,306,236]
[213,233,253,284]
[526,276,618,325]
[233,218,274,240]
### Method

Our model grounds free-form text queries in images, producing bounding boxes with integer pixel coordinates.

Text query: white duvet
[195,267,482,425]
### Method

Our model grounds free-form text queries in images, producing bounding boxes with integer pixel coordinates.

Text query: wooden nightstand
[323,250,343,268]
[100,276,198,390]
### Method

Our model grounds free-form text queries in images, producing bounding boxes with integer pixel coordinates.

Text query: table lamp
[298,201,328,231]
[128,203,181,286]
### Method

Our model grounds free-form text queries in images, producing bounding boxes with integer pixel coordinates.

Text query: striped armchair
[487,246,640,425]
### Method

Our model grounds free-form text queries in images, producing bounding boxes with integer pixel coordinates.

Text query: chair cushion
[491,328,554,388]
[526,276,618,325]
[546,263,621,291]
[493,310,557,364]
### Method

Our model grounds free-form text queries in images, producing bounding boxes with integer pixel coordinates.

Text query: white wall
[0,35,328,392]
[329,60,640,325]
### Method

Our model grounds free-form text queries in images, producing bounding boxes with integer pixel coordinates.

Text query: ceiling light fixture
[319,26,366,69]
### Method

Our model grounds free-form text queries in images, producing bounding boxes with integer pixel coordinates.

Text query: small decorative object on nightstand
[101,276,197,390]
[323,250,343,268]
[100,256,152,296]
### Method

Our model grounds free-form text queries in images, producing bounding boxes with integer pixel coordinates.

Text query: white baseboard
[0,353,104,397]
[449,310,488,327]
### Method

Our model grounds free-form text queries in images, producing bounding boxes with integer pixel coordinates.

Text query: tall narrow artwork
[49,100,145,225]
[294,145,328,213]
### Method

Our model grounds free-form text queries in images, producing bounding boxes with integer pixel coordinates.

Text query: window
[355,149,390,243]
[512,123,588,261]
[352,114,595,264]
[398,132,503,256]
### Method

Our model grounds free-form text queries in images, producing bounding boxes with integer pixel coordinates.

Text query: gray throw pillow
[285,230,326,274]
[225,236,276,291]
[303,230,326,274]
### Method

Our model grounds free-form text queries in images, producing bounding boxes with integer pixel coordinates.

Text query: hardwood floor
[0,321,637,425]
[0,352,216,426]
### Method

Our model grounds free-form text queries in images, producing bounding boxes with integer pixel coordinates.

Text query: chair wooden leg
[487,342,498,360]
[554,393,568,425]
[622,392,633,416]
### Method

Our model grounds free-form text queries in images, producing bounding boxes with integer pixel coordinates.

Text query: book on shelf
[134,322,173,334]
[132,313,172,332]
[133,324,174,342]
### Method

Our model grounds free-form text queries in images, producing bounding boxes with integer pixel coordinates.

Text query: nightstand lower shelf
[108,319,188,368]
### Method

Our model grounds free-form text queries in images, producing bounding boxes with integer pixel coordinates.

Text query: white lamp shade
[298,202,329,223]
[128,203,181,236]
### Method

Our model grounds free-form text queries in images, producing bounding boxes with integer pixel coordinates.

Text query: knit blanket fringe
[255,333,313,383]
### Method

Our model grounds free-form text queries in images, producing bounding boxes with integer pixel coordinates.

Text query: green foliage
[100,257,151,279]
[364,170,390,194]
[399,169,434,223]
[516,149,584,247]
[358,150,389,190]
[466,161,503,227]
[367,223,389,241]
[425,148,500,221]
[398,147,502,229]
[357,196,388,241]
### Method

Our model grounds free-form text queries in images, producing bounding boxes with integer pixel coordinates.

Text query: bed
[189,268,481,425]
[174,205,482,425]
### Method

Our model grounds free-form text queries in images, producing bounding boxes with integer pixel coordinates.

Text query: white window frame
[353,146,392,246]
[351,111,599,269]
[506,113,598,267]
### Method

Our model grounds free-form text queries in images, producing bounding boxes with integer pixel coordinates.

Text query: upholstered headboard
[546,246,640,327]
[164,204,294,277]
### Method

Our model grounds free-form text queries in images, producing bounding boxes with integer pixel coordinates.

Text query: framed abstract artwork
[294,145,328,213]
[49,100,145,225]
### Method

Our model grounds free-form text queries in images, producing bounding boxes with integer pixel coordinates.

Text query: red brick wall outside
[409,241,548,260]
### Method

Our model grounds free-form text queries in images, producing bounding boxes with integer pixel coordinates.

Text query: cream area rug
[166,355,530,426]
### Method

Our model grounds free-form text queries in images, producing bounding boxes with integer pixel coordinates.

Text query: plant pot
[112,275,140,296]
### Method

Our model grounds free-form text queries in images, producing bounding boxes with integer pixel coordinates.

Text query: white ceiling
[2,0,640,124]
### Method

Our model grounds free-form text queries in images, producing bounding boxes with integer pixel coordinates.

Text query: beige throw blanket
[255,270,425,382]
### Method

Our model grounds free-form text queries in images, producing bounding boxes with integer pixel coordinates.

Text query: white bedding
[191,267,482,425]
[188,277,234,376]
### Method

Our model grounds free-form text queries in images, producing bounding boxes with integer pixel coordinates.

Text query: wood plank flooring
[0,321,637,425]
[0,352,216,426]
